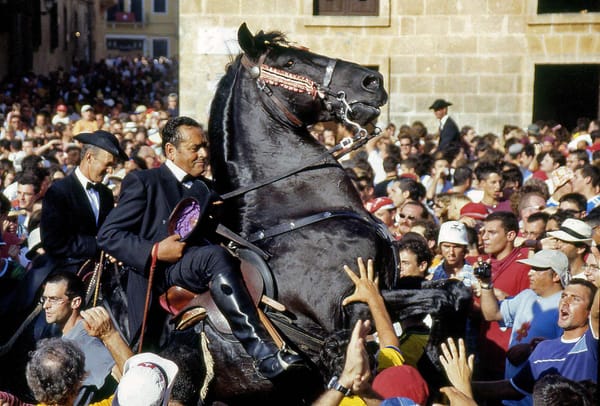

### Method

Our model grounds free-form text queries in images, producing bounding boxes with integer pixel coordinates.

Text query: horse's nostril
[362,75,380,91]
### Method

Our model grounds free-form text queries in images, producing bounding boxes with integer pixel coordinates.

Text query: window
[537,0,600,14]
[153,0,167,13]
[533,64,600,129]
[314,0,378,16]
[152,38,169,58]
[107,0,143,22]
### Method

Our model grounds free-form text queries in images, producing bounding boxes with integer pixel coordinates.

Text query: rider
[97,116,305,379]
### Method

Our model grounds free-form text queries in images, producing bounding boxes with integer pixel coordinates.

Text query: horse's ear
[238,23,259,58]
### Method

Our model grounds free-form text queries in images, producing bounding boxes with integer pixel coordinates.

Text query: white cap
[81,104,93,113]
[517,249,570,287]
[113,353,178,406]
[437,221,468,246]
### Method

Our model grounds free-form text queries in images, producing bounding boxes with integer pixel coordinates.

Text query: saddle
[159,248,281,332]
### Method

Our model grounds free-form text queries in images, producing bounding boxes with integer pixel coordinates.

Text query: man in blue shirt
[472,279,598,403]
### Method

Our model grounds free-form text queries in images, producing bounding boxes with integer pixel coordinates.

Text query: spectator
[429,221,475,286]
[570,164,600,213]
[477,211,531,380]
[39,271,115,403]
[25,338,86,406]
[429,99,460,152]
[547,218,593,279]
[558,192,587,218]
[472,279,598,403]
[396,201,429,236]
[479,249,567,401]
[522,211,549,241]
[72,105,99,135]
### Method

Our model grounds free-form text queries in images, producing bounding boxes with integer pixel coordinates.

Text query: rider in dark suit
[429,99,461,152]
[41,130,128,274]
[97,116,303,379]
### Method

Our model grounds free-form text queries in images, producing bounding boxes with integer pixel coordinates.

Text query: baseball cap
[365,197,395,214]
[81,104,93,113]
[372,365,429,406]
[112,353,179,406]
[517,249,570,287]
[460,202,489,220]
[438,221,468,246]
[135,105,147,114]
[56,104,67,112]
[547,218,593,246]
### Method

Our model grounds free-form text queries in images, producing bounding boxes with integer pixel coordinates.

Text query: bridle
[240,52,376,143]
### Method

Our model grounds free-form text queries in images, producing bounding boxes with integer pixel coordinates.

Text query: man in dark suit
[429,99,460,152]
[97,116,303,379]
[41,130,127,274]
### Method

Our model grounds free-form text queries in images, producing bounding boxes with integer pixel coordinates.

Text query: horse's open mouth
[348,102,382,125]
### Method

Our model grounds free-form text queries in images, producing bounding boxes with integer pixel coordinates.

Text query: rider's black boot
[209,271,305,379]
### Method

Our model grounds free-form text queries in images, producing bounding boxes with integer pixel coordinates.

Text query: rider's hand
[157,234,186,263]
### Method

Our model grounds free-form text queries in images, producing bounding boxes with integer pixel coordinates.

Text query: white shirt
[75,167,100,224]
[165,159,193,188]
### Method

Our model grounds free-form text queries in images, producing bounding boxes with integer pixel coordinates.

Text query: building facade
[179,0,600,135]
[100,0,178,59]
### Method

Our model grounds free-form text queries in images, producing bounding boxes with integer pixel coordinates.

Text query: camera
[474,261,492,279]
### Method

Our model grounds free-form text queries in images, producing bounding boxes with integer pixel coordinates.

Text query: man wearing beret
[429,98,460,152]
[98,116,304,379]
[41,130,127,274]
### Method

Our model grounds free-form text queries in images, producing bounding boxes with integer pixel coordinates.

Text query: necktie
[182,174,196,183]
[86,182,101,191]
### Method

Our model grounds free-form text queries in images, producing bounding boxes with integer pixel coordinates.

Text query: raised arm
[342,257,399,349]
[81,306,133,378]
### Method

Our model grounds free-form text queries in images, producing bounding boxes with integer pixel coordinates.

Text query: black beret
[74,130,128,161]
[429,99,453,110]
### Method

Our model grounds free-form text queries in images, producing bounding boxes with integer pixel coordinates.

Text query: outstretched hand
[340,319,372,394]
[342,258,380,307]
[439,337,475,398]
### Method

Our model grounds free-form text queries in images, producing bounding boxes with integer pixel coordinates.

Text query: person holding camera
[478,250,567,405]
[424,151,453,202]
[476,211,531,381]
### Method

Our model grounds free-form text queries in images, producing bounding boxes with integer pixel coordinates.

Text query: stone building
[179,0,600,135]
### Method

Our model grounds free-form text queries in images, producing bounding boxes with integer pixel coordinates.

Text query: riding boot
[209,271,305,379]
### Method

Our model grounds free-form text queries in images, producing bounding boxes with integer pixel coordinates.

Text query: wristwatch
[327,376,352,396]
[480,282,494,290]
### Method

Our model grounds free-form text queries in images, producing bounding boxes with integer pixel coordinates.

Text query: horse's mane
[252,30,289,50]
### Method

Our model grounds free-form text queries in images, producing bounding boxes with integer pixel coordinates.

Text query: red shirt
[478,247,531,378]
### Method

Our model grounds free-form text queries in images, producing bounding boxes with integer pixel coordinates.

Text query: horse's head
[237,23,387,129]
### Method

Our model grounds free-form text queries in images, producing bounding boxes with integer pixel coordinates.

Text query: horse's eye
[284,59,294,68]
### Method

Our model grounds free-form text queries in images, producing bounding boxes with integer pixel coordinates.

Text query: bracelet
[480,282,494,290]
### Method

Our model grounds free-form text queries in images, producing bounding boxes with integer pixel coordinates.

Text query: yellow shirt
[339,347,405,406]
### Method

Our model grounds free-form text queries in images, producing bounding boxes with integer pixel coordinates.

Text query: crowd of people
[0,53,597,406]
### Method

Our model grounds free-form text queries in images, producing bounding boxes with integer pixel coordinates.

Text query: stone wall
[180,0,600,135]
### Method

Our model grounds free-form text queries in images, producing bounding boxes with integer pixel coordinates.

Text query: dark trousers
[164,245,240,293]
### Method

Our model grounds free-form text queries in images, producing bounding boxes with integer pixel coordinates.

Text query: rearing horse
[198,24,392,403]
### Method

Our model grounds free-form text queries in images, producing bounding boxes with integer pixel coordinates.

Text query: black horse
[192,24,392,404]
